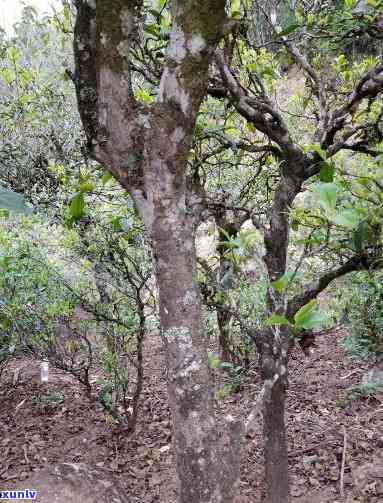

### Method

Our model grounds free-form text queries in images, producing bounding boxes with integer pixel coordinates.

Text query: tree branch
[321,63,383,149]
[73,0,146,190]
[287,247,383,316]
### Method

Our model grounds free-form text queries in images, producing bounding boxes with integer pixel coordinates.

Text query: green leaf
[260,66,275,78]
[78,182,96,193]
[319,162,335,182]
[215,383,233,401]
[0,68,14,85]
[294,300,328,330]
[7,47,21,63]
[231,10,242,19]
[291,219,299,231]
[304,144,327,160]
[271,271,294,293]
[246,121,257,133]
[69,192,85,220]
[313,182,338,212]
[294,300,316,323]
[344,0,356,8]
[135,88,154,104]
[0,187,32,215]
[144,24,160,37]
[101,171,114,185]
[296,310,328,329]
[231,0,241,14]
[333,209,361,229]
[266,314,290,326]
[208,353,221,369]
[357,177,370,187]
[110,217,123,232]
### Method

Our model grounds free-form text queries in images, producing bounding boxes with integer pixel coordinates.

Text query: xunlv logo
[0,490,37,500]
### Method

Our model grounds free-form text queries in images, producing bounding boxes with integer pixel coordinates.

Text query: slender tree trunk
[261,354,289,503]
[259,163,304,502]
[126,302,145,434]
[217,257,233,362]
[94,271,114,352]
[217,309,233,362]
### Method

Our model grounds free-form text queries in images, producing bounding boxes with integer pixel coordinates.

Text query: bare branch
[281,39,328,141]
[215,50,304,166]
[321,63,383,149]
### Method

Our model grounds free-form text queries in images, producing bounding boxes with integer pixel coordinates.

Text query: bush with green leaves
[343,272,383,361]
[337,382,383,407]
[0,5,154,423]
[0,5,80,209]
[0,216,90,378]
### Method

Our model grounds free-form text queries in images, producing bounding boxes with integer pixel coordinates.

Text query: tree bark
[263,378,289,503]
[153,211,222,502]
[260,342,289,503]
[258,165,302,503]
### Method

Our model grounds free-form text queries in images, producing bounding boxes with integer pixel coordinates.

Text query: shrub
[342,273,383,361]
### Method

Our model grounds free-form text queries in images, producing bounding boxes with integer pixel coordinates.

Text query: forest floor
[1,327,383,502]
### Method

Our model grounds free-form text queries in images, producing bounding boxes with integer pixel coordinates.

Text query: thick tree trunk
[72,2,231,500]
[152,207,226,503]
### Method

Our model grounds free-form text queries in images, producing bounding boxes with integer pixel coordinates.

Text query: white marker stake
[40,361,49,383]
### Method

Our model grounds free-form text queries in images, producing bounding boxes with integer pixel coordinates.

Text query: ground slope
[1,328,382,502]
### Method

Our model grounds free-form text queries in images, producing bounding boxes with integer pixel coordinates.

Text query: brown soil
[1,328,382,502]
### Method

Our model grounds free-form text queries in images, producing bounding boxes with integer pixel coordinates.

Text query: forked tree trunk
[72,1,236,500]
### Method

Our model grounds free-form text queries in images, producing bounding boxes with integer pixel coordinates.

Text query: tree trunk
[215,217,245,363]
[262,375,289,503]
[94,271,114,352]
[72,1,231,500]
[152,205,226,503]
[259,163,303,502]
[258,331,290,503]
[217,309,233,362]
